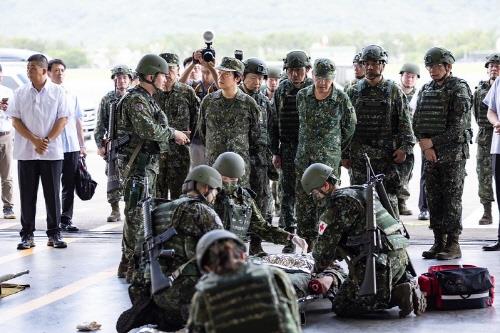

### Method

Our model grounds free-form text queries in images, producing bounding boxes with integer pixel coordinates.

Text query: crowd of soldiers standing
[89,44,500,332]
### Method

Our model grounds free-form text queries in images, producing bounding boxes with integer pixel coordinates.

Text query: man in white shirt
[48,59,86,232]
[0,63,15,219]
[7,54,69,250]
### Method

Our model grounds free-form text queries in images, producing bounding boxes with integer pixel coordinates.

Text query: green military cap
[159,52,180,67]
[399,63,420,78]
[313,58,336,80]
[485,53,500,68]
[216,57,244,75]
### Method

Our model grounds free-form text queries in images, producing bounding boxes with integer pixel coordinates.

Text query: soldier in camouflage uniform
[187,229,302,333]
[295,58,356,250]
[473,54,500,225]
[344,45,415,217]
[94,65,133,223]
[212,152,308,255]
[197,57,260,187]
[154,52,200,200]
[396,63,420,216]
[269,50,314,253]
[413,47,472,260]
[117,166,223,332]
[116,54,190,281]
[301,163,425,318]
[343,52,365,90]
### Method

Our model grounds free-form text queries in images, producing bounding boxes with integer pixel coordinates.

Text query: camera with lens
[234,50,243,61]
[201,31,216,62]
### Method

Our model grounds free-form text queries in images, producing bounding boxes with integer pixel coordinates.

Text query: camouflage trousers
[250,163,272,223]
[152,275,199,330]
[425,160,466,234]
[105,163,121,204]
[279,142,298,229]
[476,143,494,204]
[122,171,157,268]
[156,151,190,200]
[396,153,414,202]
[332,249,408,317]
[350,152,400,218]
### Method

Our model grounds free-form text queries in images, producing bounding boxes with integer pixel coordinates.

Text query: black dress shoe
[61,222,79,232]
[483,241,500,251]
[418,210,429,221]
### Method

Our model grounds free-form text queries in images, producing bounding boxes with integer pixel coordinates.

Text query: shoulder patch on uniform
[318,220,328,235]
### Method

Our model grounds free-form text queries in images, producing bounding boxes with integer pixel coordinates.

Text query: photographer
[180,50,218,92]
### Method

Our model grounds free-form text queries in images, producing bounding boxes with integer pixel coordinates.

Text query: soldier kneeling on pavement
[186,229,302,333]
[117,165,223,333]
[212,152,308,255]
[301,163,426,318]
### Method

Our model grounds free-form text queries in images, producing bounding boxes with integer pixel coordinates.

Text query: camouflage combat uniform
[345,78,415,216]
[270,77,314,229]
[473,80,494,205]
[95,90,124,204]
[116,85,176,269]
[313,185,411,317]
[240,84,274,222]
[149,195,223,330]
[413,75,472,235]
[198,89,260,186]
[213,185,290,246]
[154,81,200,200]
[295,84,356,246]
[187,261,301,333]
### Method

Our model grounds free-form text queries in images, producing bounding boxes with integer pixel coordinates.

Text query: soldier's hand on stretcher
[292,235,308,253]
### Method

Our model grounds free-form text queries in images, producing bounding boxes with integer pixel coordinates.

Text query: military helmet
[485,53,500,68]
[243,57,268,76]
[283,50,311,69]
[360,45,389,63]
[301,163,338,195]
[399,63,420,78]
[353,52,362,64]
[184,165,222,189]
[110,65,133,80]
[267,66,281,79]
[424,47,455,66]
[135,54,169,76]
[212,152,246,179]
[196,229,246,273]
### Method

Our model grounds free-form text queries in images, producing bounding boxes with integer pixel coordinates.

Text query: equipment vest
[279,88,300,142]
[476,81,492,128]
[195,263,292,333]
[335,186,409,251]
[222,188,253,239]
[354,80,393,145]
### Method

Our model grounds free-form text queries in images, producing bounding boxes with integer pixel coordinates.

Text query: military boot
[436,233,462,260]
[391,282,413,318]
[479,202,493,225]
[249,235,267,256]
[117,254,129,278]
[398,200,413,216]
[422,231,447,259]
[107,201,121,222]
[483,238,500,251]
[282,227,296,254]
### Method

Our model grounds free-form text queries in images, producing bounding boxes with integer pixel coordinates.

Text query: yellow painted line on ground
[0,223,122,265]
[0,266,115,323]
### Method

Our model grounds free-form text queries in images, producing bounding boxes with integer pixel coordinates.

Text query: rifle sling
[122,140,144,179]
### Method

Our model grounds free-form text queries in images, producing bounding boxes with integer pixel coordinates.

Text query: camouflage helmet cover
[243,57,268,76]
[135,54,169,76]
[485,53,500,68]
[283,50,311,69]
[301,163,338,194]
[185,165,222,190]
[111,64,133,80]
[196,229,246,273]
[360,45,389,63]
[424,47,455,66]
[399,63,420,78]
[212,152,246,179]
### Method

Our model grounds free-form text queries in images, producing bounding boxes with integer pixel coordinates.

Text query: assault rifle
[141,176,178,295]
[106,98,129,193]
[0,270,29,295]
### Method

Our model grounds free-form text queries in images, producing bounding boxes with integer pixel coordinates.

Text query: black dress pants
[61,151,79,223]
[18,159,63,237]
